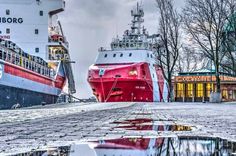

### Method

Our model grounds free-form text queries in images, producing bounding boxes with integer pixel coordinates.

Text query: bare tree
[176,45,205,73]
[182,0,236,96]
[221,11,236,75]
[155,0,181,101]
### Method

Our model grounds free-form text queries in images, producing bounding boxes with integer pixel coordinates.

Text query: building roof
[178,68,215,76]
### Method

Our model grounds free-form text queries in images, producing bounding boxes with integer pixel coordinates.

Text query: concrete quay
[0,102,235,155]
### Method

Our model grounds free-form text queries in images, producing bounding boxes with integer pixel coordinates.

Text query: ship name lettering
[0,17,23,24]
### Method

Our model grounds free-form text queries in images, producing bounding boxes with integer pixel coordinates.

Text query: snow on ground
[0,102,134,124]
[0,102,235,155]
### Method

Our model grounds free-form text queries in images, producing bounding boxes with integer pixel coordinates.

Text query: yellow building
[174,69,236,102]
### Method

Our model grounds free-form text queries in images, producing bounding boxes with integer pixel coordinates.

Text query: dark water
[12,118,236,156]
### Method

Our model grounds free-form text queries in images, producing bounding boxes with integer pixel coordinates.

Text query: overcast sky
[59,0,185,98]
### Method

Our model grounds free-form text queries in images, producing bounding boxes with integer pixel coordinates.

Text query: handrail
[0,44,54,78]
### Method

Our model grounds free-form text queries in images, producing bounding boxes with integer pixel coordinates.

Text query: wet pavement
[0,102,235,155]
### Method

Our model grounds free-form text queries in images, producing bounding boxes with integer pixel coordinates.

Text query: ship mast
[110,3,158,51]
[130,2,144,39]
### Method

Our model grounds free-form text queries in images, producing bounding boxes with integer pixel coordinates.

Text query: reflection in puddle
[11,119,236,156]
[113,118,192,131]
[15,137,236,156]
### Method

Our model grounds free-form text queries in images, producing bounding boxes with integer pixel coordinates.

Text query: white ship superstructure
[0,0,75,109]
[0,0,68,60]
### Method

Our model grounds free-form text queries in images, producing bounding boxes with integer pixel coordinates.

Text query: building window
[176,83,184,97]
[206,83,214,97]
[129,53,132,57]
[120,53,123,57]
[6,10,10,15]
[35,48,39,53]
[0,31,2,34]
[186,83,193,97]
[6,28,10,34]
[113,54,116,57]
[222,90,228,99]
[104,54,107,58]
[35,29,39,34]
[147,53,149,57]
[39,11,43,16]
[196,83,203,97]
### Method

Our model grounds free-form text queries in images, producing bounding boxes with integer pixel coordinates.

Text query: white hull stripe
[0,72,61,96]
[149,64,160,102]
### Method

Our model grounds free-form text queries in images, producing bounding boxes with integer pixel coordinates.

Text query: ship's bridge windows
[6,28,10,34]
[6,10,10,15]
[39,11,43,16]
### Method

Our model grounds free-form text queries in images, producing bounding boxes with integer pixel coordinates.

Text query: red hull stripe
[4,63,65,89]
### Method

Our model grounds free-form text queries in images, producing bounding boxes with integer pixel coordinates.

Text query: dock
[0,102,235,155]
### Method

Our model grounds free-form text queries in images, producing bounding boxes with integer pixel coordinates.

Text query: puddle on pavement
[13,137,236,156]
[112,118,192,131]
[9,119,236,156]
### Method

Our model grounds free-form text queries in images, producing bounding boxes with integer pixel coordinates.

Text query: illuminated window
[206,83,214,97]
[176,83,184,97]
[196,83,203,97]
[222,90,228,99]
[186,83,193,97]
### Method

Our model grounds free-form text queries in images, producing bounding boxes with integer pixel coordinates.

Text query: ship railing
[0,44,54,78]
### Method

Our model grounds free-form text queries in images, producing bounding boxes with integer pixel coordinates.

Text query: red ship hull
[0,60,66,109]
[88,62,168,102]
[89,78,153,102]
